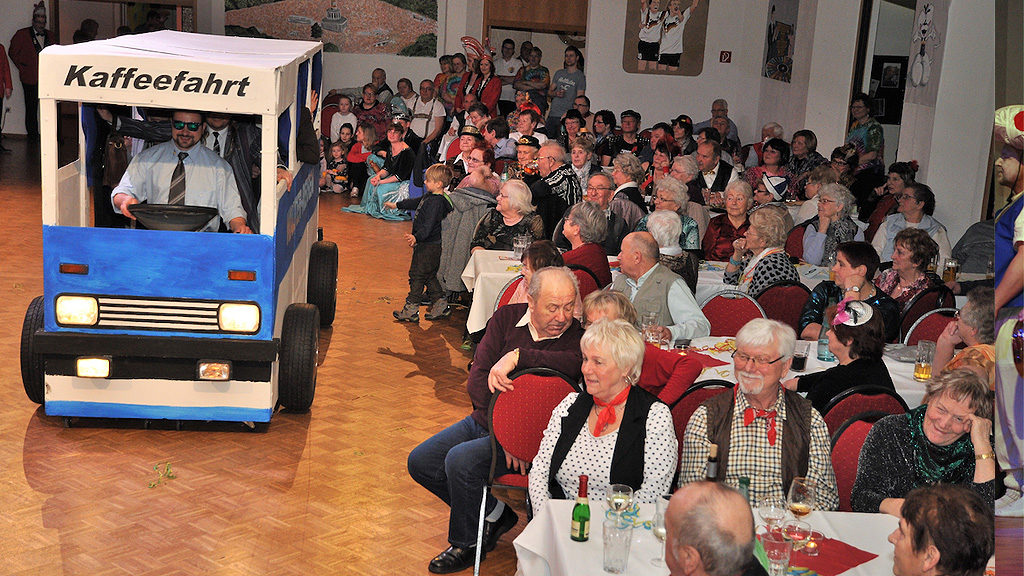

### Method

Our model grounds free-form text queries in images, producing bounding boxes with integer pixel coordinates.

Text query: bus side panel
[273,163,319,335]
[43,225,276,340]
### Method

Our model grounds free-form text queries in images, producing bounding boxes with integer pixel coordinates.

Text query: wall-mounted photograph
[621,0,708,76]
[225,0,437,56]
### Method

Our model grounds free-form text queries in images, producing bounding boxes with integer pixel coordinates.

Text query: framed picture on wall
[870,55,907,124]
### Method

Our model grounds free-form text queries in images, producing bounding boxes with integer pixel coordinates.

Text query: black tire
[307,240,338,327]
[278,303,319,413]
[20,295,45,405]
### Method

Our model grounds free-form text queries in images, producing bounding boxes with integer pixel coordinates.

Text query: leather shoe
[482,505,519,552]
[428,545,478,574]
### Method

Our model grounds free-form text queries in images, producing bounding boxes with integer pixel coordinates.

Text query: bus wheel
[20,295,46,405]
[278,303,319,413]
[307,241,338,327]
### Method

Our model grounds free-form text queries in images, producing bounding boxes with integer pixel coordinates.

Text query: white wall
[861,0,914,166]
[898,0,994,245]
[755,0,818,146]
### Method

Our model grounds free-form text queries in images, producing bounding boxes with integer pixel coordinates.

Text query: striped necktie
[168,152,188,205]
[212,132,221,156]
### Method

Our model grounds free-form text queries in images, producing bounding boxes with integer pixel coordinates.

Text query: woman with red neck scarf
[528,318,678,516]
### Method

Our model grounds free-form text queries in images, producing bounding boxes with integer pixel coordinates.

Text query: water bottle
[817,321,836,362]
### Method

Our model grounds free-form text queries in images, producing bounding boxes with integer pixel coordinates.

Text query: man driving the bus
[111,110,252,234]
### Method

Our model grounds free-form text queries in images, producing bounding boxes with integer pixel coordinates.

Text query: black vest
[698,159,733,193]
[548,386,660,499]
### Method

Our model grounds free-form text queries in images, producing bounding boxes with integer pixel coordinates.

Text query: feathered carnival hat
[33,1,45,17]
[832,298,874,327]
[461,36,493,63]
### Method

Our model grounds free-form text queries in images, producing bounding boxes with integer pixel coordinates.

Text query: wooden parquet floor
[0,140,524,575]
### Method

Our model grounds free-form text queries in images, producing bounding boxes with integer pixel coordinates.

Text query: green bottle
[738,476,751,503]
[571,474,590,542]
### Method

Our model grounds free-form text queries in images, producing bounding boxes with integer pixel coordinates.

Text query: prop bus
[20,32,336,427]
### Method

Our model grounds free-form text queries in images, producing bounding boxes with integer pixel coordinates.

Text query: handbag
[102,133,129,188]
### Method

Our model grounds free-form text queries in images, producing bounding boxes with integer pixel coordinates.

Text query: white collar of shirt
[625,263,660,296]
[661,246,683,256]
[515,308,564,341]
[615,182,637,194]
[207,127,229,152]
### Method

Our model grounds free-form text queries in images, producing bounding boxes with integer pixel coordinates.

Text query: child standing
[385,164,455,322]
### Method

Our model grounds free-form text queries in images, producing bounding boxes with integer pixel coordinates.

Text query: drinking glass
[650,495,670,566]
[512,235,530,260]
[758,497,787,532]
[605,484,634,516]
[791,341,810,372]
[782,520,812,551]
[762,530,793,576]
[602,517,633,574]
[640,312,658,330]
[787,477,816,520]
[915,340,936,382]
[942,257,960,283]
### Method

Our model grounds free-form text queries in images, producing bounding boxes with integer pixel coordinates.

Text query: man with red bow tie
[9,2,54,141]
[679,318,839,509]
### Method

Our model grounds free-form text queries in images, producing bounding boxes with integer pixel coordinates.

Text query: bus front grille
[96,297,221,331]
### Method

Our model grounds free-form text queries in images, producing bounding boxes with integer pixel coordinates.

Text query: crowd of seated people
[310,37,1010,576]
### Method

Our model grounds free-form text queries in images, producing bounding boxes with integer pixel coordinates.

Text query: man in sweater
[407,267,584,574]
[612,232,709,343]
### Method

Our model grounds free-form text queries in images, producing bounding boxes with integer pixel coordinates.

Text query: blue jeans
[407,415,511,548]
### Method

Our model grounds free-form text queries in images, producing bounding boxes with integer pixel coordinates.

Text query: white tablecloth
[686,336,926,409]
[462,250,526,333]
[695,260,831,305]
[514,500,901,576]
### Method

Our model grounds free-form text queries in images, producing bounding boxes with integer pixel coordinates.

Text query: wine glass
[650,495,670,566]
[606,484,634,516]
[758,496,787,533]
[787,477,817,521]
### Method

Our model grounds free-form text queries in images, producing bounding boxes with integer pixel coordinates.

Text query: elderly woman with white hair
[702,180,753,261]
[724,206,799,295]
[635,176,700,249]
[646,209,699,294]
[802,183,864,266]
[470,179,545,251]
[611,152,649,216]
[528,318,678,515]
[669,154,711,239]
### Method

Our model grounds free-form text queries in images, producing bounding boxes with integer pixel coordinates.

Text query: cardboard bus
[20,31,336,428]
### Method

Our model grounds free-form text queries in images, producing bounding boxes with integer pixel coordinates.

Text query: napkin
[788,537,877,576]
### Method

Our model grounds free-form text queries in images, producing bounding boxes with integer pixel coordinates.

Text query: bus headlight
[55,295,99,326]
[218,303,260,333]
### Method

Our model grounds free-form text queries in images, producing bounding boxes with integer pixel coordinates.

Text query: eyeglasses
[586,185,614,192]
[172,121,202,131]
[819,198,836,205]
[897,194,918,201]
[732,351,784,368]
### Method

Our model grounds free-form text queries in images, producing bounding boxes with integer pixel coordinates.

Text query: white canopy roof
[39,31,321,115]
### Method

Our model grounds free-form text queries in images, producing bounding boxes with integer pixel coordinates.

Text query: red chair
[755,281,812,333]
[821,385,909,437]
[320,103,338,139]
[899,285,955,342]
[903,308,957,345]
[567,264,601,301]
[830,414,877,511]
[637,344,703,406]
[700,290,767,337]
[669,380,733,468]
[493,275,524,312]
[784,225,806,260]
[474,368,579,564]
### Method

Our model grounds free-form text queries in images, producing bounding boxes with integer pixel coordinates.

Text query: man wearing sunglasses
[679,318,839,510]
[111,110,250,233]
